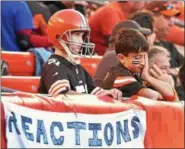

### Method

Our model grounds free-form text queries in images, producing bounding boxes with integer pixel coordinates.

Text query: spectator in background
[43,1,74,15]
[26,1,51,23]
[172,1,184,28]
[26,1,51,36]
[1,1,52,52]
[101,29,179,102]
[167,1,184,45]
[26,2,51,37]
[131,8,184,77]
[148,46,174,87]
[89,1,146,55]
[93,20,152,86]
[43,1,87,16]
[128,10,184,101]
[128,10,156,48]
[148,46,183,101]
[86,1,108,19]
[176,1,184,24]
[145,1,184,46]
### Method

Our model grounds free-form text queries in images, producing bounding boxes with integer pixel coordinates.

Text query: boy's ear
[117,54,125,64]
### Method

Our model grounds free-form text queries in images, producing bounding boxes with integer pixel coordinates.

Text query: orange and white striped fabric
[49,80,70,96]
[113,76,137,88]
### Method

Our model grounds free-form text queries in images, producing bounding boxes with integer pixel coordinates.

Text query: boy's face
[117,52,146,73]
[69,31,84,54]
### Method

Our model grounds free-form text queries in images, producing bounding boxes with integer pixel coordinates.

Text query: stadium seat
[1,76,40,93]
[2,51,35,76]
[1,75,134,94]
[75,56,102,77]
[2,51,102,77]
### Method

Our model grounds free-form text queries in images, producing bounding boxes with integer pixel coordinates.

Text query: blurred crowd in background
[1,1,184,53]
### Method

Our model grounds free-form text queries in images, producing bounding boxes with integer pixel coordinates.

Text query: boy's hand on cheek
[141,54,150,81]
[150,64,175,87]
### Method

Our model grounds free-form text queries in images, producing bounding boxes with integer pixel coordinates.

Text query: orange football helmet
[47,9,95,62]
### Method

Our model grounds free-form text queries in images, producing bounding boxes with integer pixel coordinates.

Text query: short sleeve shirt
[89,2,128,55]
[38,55,95,94]
[1,1,34,51]
[101,64,145,97]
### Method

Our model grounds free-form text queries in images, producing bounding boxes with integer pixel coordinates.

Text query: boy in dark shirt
[38,9,122,100]
[101,28,178,101]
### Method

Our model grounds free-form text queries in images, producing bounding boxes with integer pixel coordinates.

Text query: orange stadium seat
[2,51,35,76]
[75,56,102,77]
[1,76,40,93]
[2,51,102,77]
[1,75,133,94]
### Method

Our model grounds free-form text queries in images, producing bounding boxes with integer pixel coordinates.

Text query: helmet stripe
[76,10,89,30]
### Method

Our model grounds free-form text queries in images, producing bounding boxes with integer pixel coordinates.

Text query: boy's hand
[141,54,150,81]
[107,88,123,101]
[91,87,122,101]
[149,64,175,87]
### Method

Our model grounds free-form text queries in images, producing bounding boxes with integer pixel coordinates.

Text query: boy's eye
[74,32,84,36]
[75,32,80,36]
[135,55,142,59]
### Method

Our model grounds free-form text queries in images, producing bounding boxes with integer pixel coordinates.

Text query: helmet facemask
[57,29,95,64]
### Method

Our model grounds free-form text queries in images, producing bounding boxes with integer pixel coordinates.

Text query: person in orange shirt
[165,1,184,46]
[88,1,146,55]
[33,14,48,36]
[176,1,184,22]
[145,1,184,46]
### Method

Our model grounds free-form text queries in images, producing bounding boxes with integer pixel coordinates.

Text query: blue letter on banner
[50,122,64,145]
[131,116,140,139]
[21,115,34,141]
[8,112,21,135]
[36,120,48,144]
[104,123,114,146]
[67,121,86,145]
[116,120,131,144]
[88,123,102,147]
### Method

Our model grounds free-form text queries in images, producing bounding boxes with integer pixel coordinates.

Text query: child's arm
[137,88,160,100]
[83,66,123,101]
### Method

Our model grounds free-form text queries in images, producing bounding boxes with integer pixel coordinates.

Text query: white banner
[3,102,146,148]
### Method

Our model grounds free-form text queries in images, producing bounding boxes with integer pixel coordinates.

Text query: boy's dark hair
[179,63,184,89]
[109,20,151,49]
[129,10,154,32]
[115,28,149,55]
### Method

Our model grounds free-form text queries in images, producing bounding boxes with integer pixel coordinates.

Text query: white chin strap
[60,42,79,65]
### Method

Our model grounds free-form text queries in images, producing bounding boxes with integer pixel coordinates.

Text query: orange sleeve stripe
[113,76,137,88]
